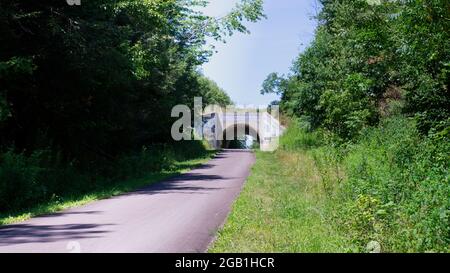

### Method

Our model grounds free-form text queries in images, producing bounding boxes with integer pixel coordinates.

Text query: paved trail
[0,149,255,253]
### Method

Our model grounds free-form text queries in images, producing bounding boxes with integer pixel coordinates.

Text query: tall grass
[334,118,449,252]
[212,116,449,253]
[288,117,449,252]
[210,150,351,253]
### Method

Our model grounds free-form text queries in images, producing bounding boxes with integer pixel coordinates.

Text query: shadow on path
[0,149,252,250]
[131,173,231,195]
[0,223,113,246]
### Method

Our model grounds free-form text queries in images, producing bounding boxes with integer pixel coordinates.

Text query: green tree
[0,0,265,162]
[262,0,448,138]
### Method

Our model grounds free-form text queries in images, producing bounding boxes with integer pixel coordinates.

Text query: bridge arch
[200,110,283,152]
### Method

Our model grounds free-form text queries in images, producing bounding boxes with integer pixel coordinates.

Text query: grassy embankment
[211,117,449,253]
[0,141,215,225]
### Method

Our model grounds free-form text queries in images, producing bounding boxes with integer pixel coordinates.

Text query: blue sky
[200,0,320,106]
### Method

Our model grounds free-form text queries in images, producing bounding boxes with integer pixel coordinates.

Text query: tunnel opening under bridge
[221,124,260,150]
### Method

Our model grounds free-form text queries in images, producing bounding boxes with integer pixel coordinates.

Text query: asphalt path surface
[0,149,255,253]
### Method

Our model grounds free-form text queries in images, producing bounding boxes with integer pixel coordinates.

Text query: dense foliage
[263,0,449,139]
[0,0,264,213]
[279,117,449,252]
[264,0,449,252]
[0,141,210,213]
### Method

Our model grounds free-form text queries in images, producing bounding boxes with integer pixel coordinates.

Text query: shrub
[338,117,449,252]
[0,150,48,211]
[319,74,378,140]
[280,119,322,151]
[279,116,449,252]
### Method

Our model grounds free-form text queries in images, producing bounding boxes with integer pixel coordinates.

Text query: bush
[0,150,49,211]
[319,74,378,140]
[117,145,175,178]
[280,119,323,151]
[279,116,449,252]
[337,117,449,252]
[0,149,90,212]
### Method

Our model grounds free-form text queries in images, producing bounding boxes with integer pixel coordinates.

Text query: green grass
[0,154,214,225]
[211,117,449,253]
[209,150,352,253]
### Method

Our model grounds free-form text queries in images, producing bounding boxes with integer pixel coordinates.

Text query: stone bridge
[195,109,284,152]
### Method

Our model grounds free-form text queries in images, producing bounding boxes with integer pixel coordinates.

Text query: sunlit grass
[209,150,351,253]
